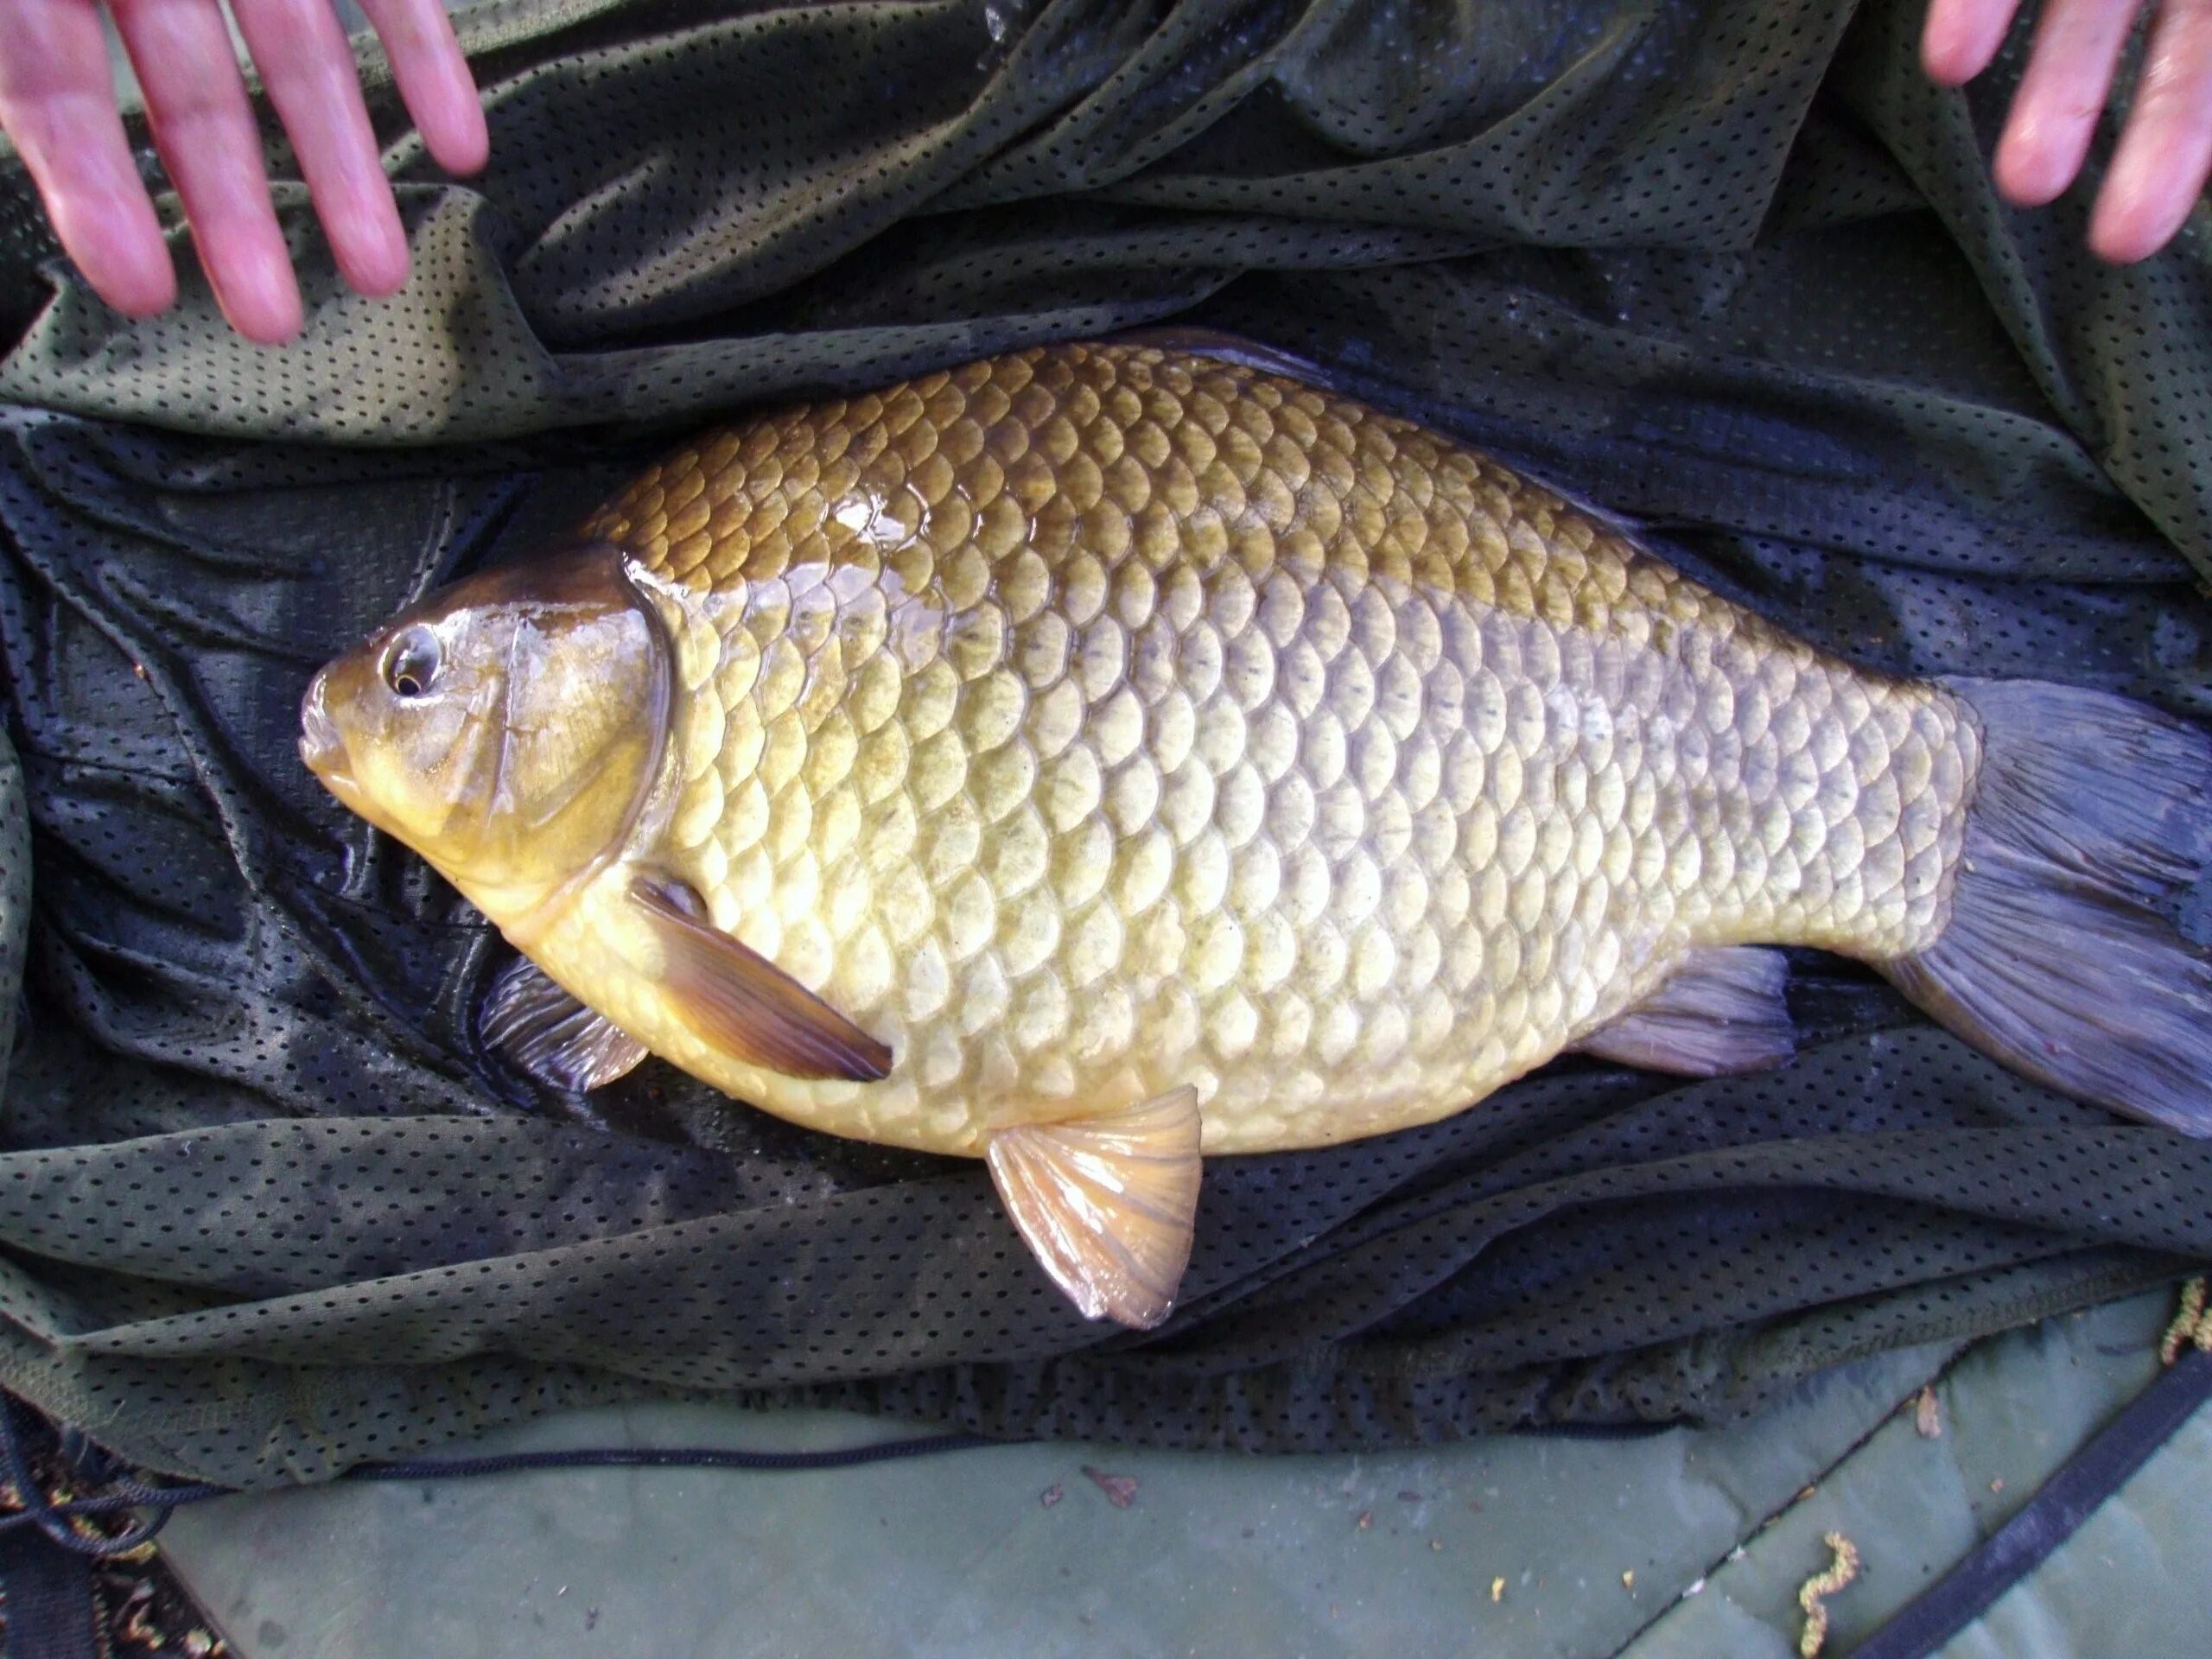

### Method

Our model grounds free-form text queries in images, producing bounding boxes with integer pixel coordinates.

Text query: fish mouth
[297,670,355,794]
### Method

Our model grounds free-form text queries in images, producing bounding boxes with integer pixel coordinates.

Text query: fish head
[300,544,673,921]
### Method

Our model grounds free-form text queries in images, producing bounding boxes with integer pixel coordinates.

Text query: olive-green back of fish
[303,343,2212,1331]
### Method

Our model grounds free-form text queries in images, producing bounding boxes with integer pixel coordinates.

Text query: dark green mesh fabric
[0,0,2208,1488]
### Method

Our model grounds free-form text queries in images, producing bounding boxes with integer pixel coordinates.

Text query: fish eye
[384,628,442,700]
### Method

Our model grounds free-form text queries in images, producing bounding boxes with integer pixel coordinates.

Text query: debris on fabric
[2158,1277,2209,1364]
[1915,1385,1942,1438]
[1080,1466,1138,1509]
[1796,1531,1861,1658]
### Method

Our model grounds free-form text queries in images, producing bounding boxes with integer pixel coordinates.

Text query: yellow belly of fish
[565,344,1974,1159]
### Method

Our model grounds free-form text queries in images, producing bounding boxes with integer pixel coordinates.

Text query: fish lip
[297,670,354,792]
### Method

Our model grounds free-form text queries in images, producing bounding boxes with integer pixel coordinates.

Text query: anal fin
[985,1087,1203,1331]
[482,956,649,1091]
[1573,945,1796,1076]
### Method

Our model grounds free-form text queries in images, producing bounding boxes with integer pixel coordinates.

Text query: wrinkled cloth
[0,0,2207,1486]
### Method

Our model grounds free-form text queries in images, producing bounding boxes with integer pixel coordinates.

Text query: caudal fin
[1884,678,2212,1135]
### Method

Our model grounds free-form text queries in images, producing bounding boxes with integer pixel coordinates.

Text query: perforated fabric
[0,0,2209,1487]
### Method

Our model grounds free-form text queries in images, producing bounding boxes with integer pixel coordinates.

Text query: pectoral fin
[482,956,648,1091]
[1572,945,1796,1076]
[630,874,892,1083]
[985,1087,1203,1331]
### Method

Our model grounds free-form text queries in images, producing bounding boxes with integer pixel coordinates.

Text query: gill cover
[299,544,673,919]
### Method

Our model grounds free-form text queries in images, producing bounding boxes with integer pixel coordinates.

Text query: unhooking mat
[0,0,2208,1488]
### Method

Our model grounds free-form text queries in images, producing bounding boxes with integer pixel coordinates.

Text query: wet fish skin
[570,343,1972,1154]
[301,341,2212,1326]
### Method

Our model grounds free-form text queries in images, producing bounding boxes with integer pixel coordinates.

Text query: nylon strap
[1854,1347,2212,1659]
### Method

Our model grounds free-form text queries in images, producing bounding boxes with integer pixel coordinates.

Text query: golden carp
[301,341,2212,1328]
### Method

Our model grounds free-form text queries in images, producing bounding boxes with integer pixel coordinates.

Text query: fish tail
[1883,678,2212,1135]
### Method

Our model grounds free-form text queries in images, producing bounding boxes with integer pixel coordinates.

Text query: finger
[2091,0,2212,259]
[358,0,489,175]
[1923,0,2025,84]
[232,0,408,296]
[0,0,176,315]
[1993,0,2145,206]
[110,0,302,344]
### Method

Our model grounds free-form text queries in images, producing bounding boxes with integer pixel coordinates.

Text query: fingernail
[432,70,492,175]
[108,245,179,319]
[343,211,410,297]
[1995,130,2071,207]
[232,254,303,345]
[2089,191,2164,264]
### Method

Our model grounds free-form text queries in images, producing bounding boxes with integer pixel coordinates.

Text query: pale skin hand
[1924,0,2212,261]
[1,2,2198,334]
[0,0,488,345]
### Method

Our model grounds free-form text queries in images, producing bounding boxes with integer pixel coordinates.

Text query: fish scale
[575,343,1974,1156]
[305,340,2212,1327]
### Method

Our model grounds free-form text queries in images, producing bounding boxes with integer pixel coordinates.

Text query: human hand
[1923,0,2212,262]
[0,0,489,344]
